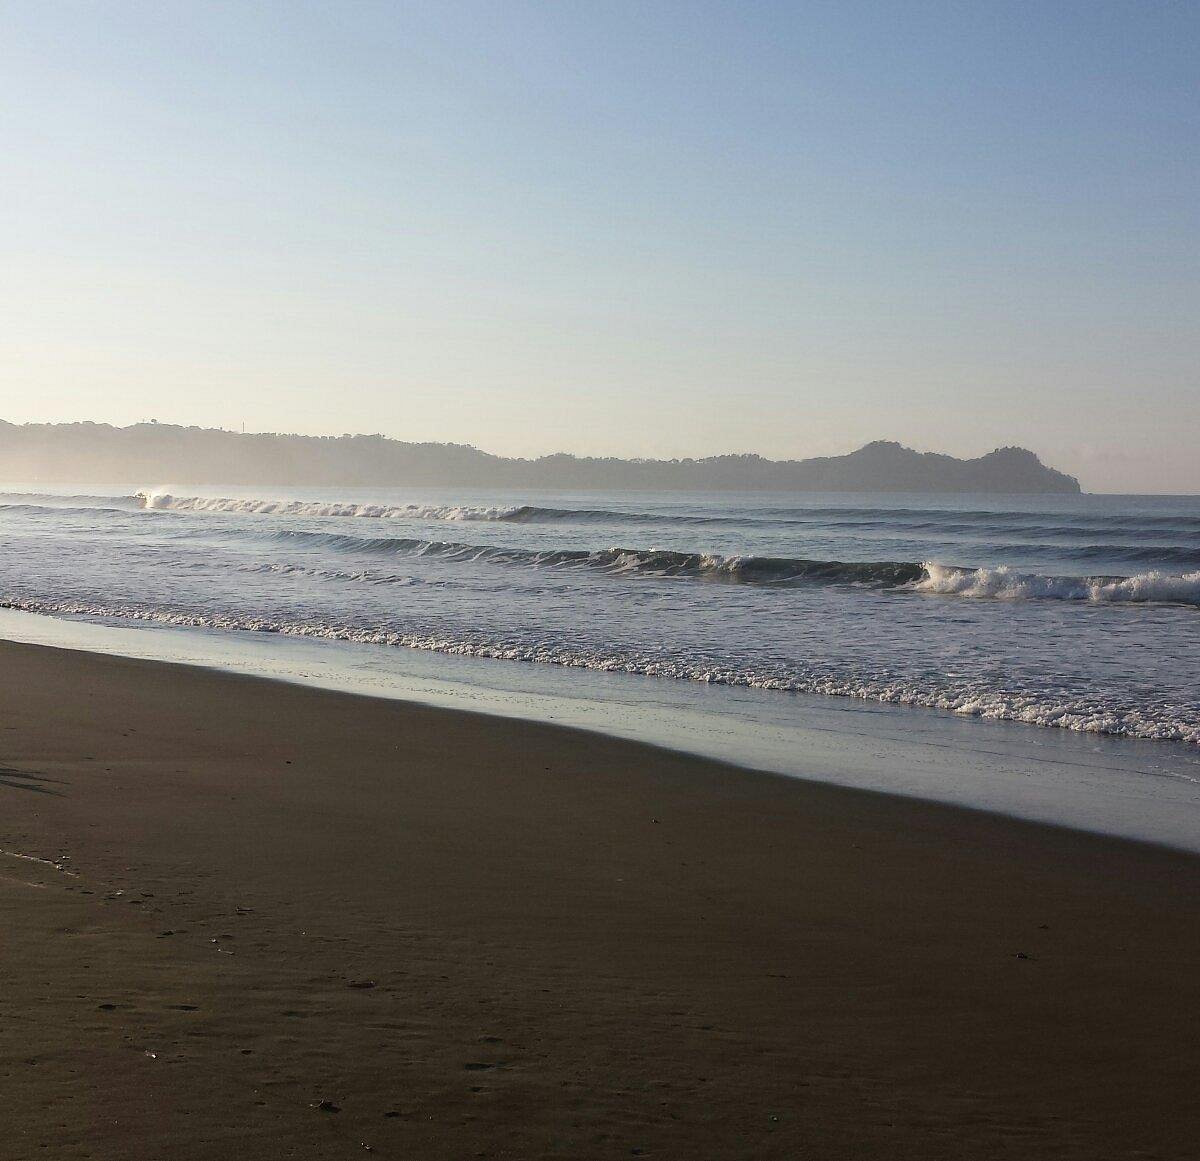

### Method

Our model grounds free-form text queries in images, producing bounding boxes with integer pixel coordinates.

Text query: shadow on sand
[0,766,65,795]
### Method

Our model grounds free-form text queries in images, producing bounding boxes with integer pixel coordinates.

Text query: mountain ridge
[0,421,1082,494]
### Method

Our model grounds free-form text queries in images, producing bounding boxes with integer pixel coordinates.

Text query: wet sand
[1,638,1198,1160]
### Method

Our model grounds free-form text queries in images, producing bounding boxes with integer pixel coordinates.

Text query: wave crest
[916,563,1200,605]
[139,492,525,521]
[251,528,925,587]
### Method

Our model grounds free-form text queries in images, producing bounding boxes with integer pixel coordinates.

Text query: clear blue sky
[1,1,1196,490]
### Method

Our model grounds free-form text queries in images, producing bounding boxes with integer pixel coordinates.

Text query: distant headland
[0,421,1082,494]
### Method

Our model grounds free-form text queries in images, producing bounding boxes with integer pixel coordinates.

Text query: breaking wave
[916,563,1200,606]
[136,493,761,525]
[4,492,1198,548]
[0,491,143,510]
[238,527,928,587]
[135,492,1200,538]
[3,491,1197,605]
[204,526,1200,605]
[139,492,529,521]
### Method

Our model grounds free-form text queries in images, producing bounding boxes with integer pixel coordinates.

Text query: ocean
[3,484,1199,847]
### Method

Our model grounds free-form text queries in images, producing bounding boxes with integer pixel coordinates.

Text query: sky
[0,2,1196,492]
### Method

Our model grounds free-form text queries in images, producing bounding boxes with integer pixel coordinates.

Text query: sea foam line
[3,597,1198,746]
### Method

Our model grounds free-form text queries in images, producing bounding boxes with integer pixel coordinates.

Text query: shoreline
[3,605,1200,855]
[3,638,1200,1158]
[6,620,1200,860]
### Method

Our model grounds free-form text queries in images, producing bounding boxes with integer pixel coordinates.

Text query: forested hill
[0,422,1082,494]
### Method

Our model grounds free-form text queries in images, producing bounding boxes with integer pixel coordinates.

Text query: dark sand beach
[2,638,1199,1160]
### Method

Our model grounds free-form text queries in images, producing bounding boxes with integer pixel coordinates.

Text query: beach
[2,639,1199,1159]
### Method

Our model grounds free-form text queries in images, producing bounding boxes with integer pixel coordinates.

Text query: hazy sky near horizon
[1,2,1197,492]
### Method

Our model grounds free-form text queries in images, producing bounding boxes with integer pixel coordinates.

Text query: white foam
[236,562,423,586]
[916,563,1200,607]
[5,597,1198,746]
[138,492,520,522]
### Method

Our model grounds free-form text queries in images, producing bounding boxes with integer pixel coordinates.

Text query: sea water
[2,485,1198,847]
